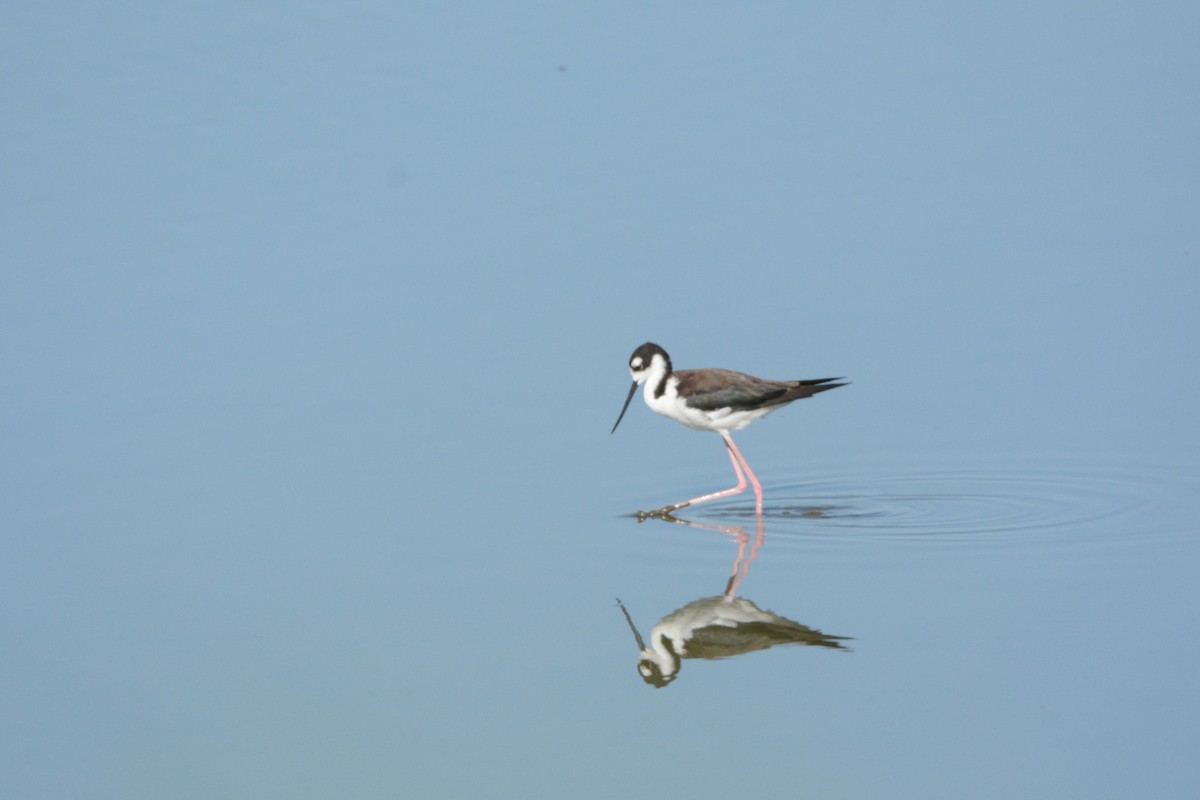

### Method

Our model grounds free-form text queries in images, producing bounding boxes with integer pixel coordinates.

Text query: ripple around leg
[696,458,1200,547]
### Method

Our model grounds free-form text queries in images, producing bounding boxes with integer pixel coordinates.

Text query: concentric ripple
[701,458,1199,544]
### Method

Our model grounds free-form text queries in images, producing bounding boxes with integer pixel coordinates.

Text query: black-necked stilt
[611,342,845,517]
[617,596,850,687]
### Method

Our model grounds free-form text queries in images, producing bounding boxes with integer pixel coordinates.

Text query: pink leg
[641,510,765,597]
[722,431,764,516]
[649,431,763,517]
[725,513,765,598]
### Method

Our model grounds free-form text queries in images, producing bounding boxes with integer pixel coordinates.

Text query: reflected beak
[616,598,647,651]
[610,381,638,434]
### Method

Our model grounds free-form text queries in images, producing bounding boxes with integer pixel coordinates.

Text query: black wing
[675,369,845,412]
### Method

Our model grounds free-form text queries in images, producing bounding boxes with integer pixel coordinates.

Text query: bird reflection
[618,514,850,688]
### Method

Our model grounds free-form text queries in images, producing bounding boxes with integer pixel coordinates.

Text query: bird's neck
[643,367,674,402]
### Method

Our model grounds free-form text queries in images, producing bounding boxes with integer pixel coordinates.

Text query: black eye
[631,358,642,369]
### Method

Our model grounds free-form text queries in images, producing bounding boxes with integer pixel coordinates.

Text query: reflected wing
[682,621,851,660]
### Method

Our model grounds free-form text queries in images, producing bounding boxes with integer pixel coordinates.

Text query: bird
[616,596,850,688]
[611,342,845,517]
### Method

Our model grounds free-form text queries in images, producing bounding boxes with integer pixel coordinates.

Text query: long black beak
[616,598,647,651]
[610,381,638,434]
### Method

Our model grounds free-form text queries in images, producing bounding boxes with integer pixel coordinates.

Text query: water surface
[4,3,1199,799]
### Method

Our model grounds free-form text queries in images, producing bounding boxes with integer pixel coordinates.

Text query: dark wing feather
[675,369,846,413]
[778,377,848,404]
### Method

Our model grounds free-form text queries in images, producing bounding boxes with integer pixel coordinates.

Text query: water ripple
[700,459,1199,544]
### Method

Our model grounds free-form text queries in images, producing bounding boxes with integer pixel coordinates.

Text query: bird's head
[611,342,671,434]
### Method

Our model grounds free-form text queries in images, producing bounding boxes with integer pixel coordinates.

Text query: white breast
[643,377,777,432]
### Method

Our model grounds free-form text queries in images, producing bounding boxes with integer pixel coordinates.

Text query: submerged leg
[646,431,760,518]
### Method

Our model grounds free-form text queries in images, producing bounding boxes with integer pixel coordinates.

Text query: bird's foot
[635,502,691,523]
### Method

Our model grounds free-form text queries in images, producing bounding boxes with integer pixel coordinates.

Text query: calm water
[4,4,1199,799]
[588,456,1200,797]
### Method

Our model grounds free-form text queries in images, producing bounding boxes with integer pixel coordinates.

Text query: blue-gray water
[4,4,1199,799]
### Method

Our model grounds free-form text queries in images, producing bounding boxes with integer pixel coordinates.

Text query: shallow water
[591,456,1200,796]
[703,458,1197,542]
[5,4,1200,799]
